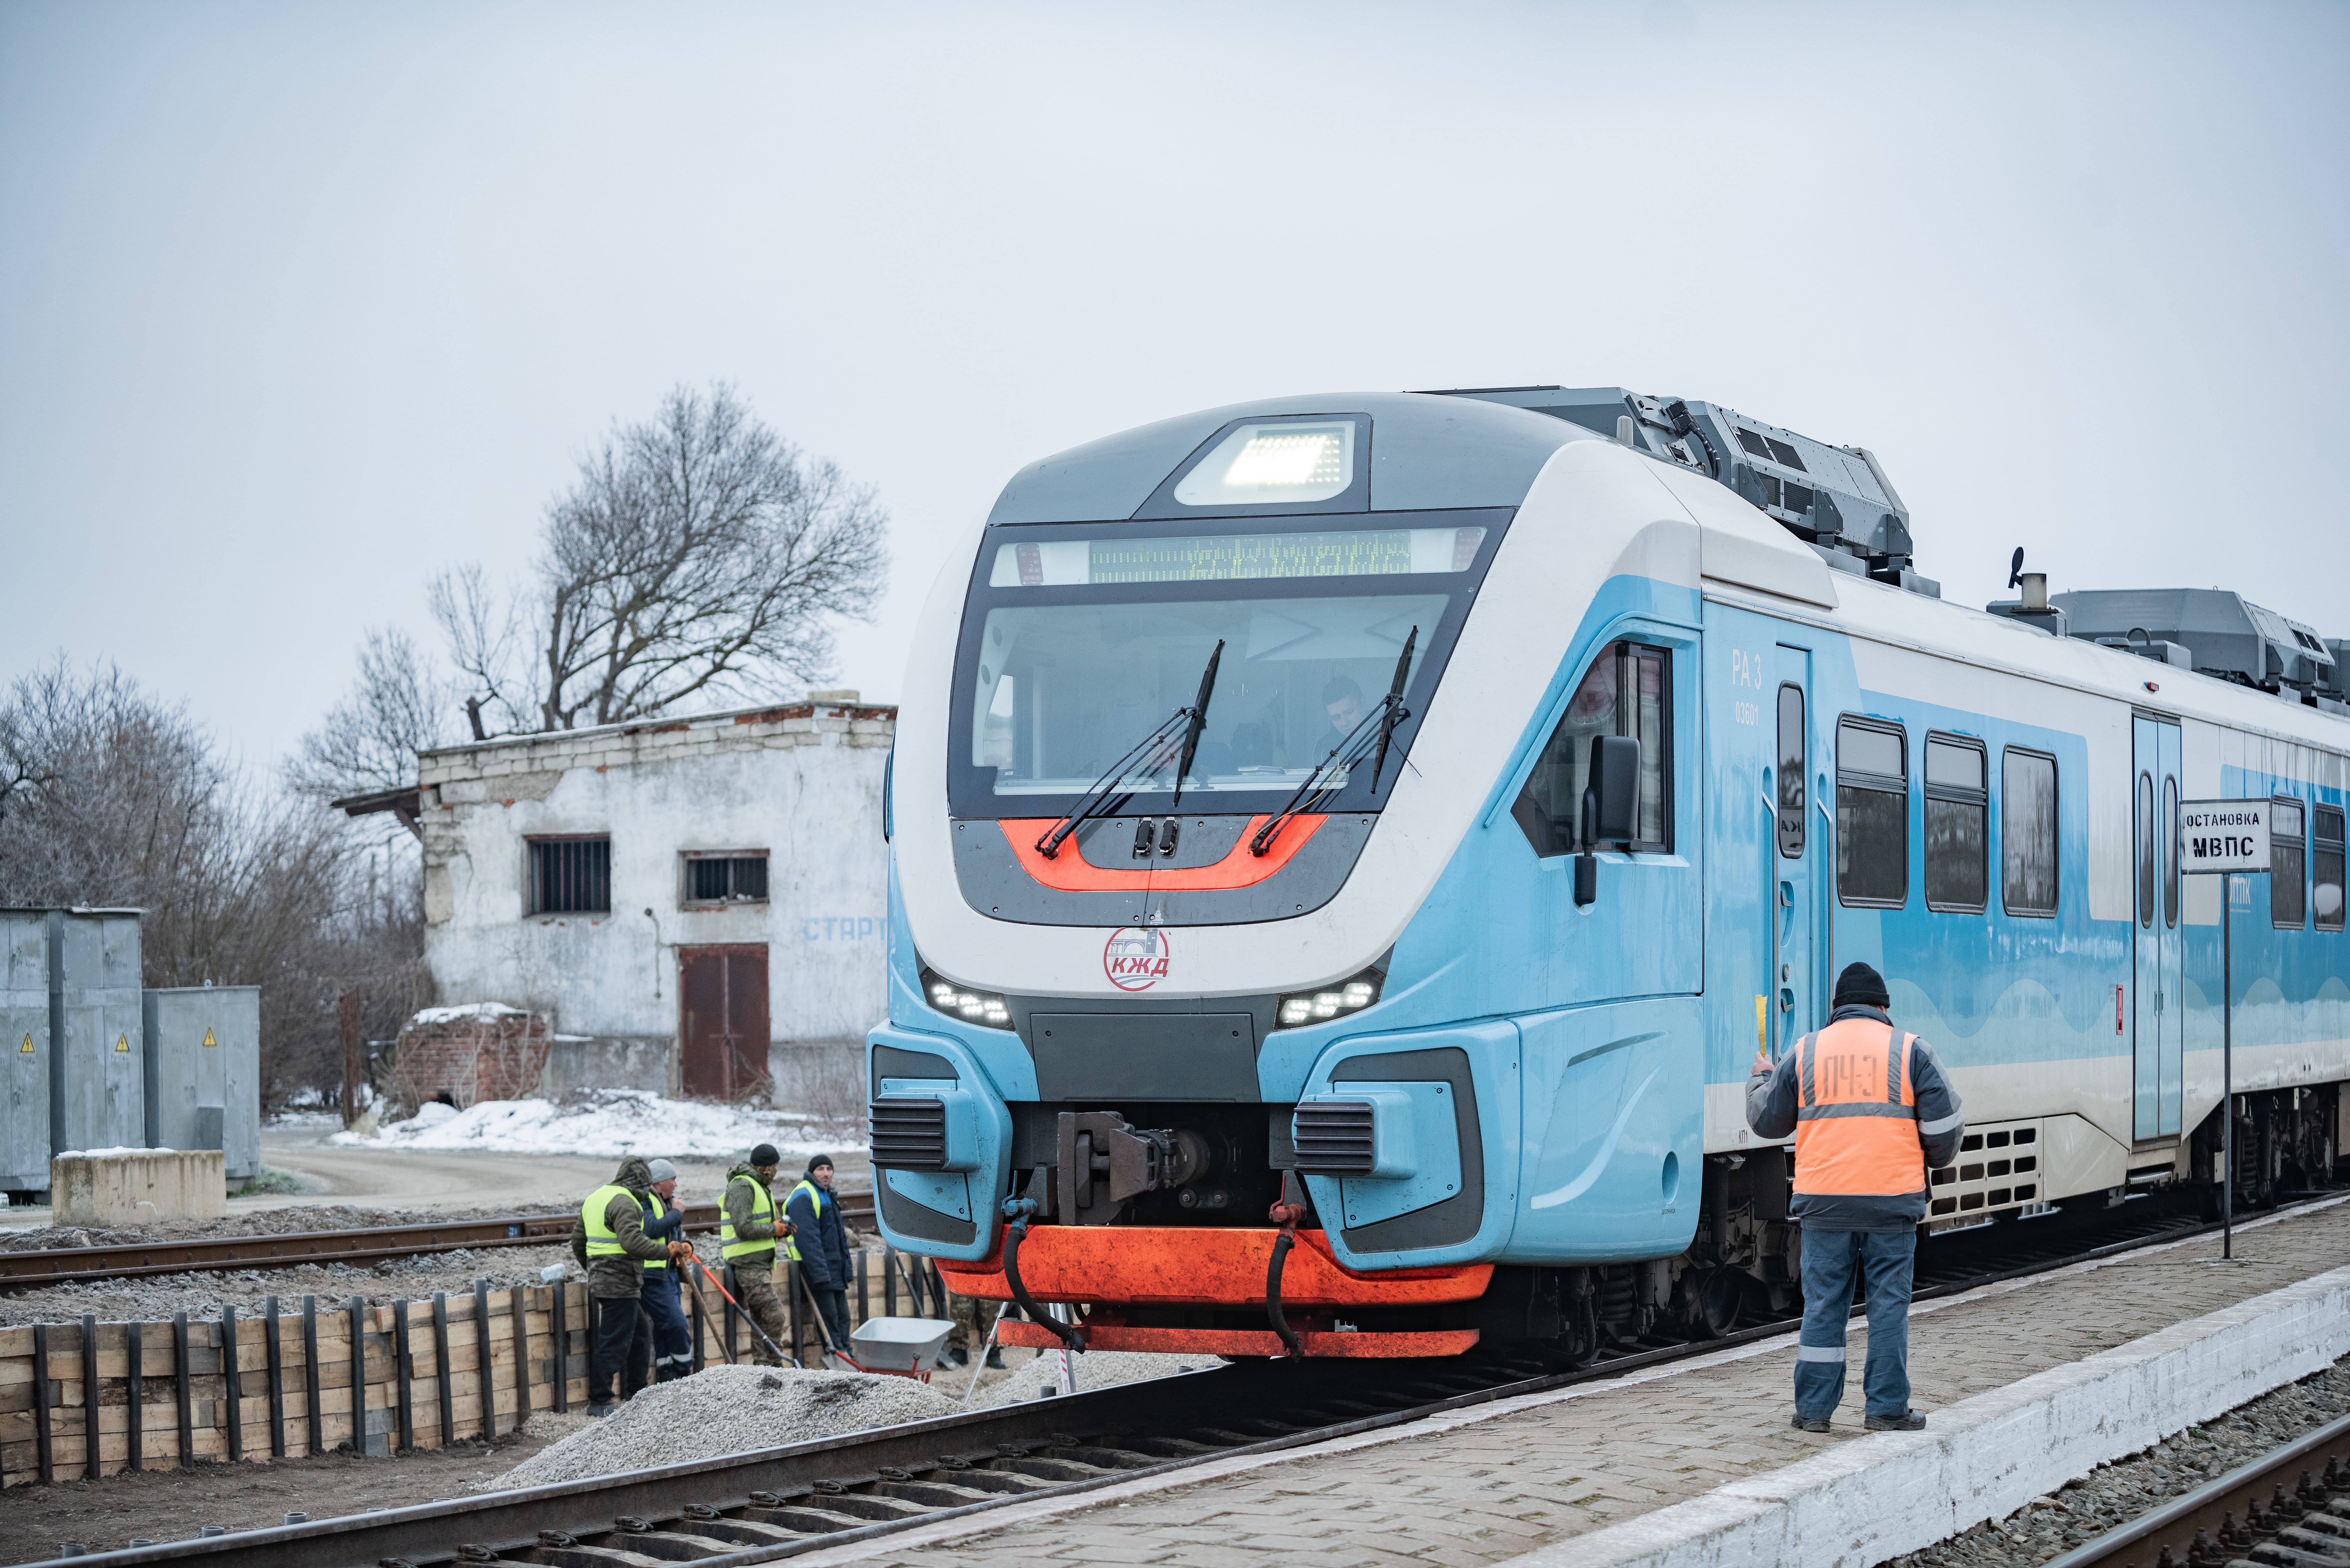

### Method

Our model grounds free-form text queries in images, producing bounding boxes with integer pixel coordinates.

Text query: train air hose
[1265,1174,1308,1359]
[1000,1199,1085,1352]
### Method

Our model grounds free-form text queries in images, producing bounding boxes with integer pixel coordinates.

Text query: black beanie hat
[1833,961,1891,1009]
[807,1154,835,1176]
[749,1142,780,1167]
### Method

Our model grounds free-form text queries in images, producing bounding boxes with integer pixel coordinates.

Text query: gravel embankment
[1888,1358,2350,1567]
[0,1244,584,1327]
[0,1202,582,1254]
[483,1363,960,1489]
[977,1347,1209,1407]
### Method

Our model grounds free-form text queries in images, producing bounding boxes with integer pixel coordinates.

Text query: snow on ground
[330,1089,851,1158]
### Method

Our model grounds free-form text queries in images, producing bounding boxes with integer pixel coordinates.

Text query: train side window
[2315,806,2345,932]
[1512,641,1673,857]
[2162,775,2180,930]
[2002,748,2059,917]
[2272,798,2306,929]
[1923,734,1988,913]
[2135,771,2155,929]
[1835,716,1907,907]
[1776,684,1806,858]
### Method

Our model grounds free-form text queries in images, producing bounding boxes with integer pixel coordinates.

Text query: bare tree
[0,658,430,1107]
[435,382,889,734]
[287,627,463,808]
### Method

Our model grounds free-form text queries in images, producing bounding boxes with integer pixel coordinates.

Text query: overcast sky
[4,2,2344,773]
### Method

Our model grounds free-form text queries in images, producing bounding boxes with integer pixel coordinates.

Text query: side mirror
[1588,734,1641,844]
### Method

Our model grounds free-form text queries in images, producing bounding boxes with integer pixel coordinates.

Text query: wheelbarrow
[849,1316,955,1381]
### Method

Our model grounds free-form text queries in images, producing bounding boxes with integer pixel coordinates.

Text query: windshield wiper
[1249,627,1417,859]
[1367,625,1417,793]
[1033,639,1227,860]
[1170,639,1225,810]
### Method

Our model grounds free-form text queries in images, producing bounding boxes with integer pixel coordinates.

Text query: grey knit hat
[646,1158,678,1183]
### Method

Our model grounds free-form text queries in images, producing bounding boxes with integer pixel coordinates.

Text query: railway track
[2044,1408,2350,1567]
[0,1198,878,1293]
[25,1194,2323,1568]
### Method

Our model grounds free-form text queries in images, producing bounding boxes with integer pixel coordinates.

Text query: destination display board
[990,526,1485,587]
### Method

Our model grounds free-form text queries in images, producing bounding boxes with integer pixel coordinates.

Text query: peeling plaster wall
[418,702,895,1103]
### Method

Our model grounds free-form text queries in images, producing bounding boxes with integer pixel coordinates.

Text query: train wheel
[1693,1268,1744,1339]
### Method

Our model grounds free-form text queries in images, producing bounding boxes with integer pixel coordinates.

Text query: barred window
[1923,734,1988,913]
[530,836,610,914]
[2001,749,2059,916]
[1835,717,1907,907]
[684,852,770,907]
[2316,806,2345,933]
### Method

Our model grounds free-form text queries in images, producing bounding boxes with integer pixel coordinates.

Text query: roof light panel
[1173,421,1357,507]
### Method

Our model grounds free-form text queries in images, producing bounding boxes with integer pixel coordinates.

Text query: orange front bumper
[935,1225,1491,1309]
[996,1318,1480,1359]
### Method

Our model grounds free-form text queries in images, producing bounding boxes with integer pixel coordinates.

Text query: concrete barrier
[50,1148,225,1226]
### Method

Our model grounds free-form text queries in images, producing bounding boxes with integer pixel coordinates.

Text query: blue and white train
[865,388,2349,1359]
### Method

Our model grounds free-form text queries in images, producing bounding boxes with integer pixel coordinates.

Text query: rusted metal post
[509,1284,530,1424]
[339,984,363,1128]
[126,1319,145,1472]
[172,1311,193,1468]
[265,1295,286,1458]
[33,1322,53,1484]
[81,1313,101,1479]
[222,1304,243,1462]
[472,1279,491,1437]
[301,1296,321,1457]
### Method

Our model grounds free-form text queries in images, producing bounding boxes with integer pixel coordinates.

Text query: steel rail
[2041,1408,2350,1568]
[0,1196,877,1293]
[25,1194,2327,1568]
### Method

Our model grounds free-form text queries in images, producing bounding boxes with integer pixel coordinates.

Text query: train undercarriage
[929,1084,2347,1363]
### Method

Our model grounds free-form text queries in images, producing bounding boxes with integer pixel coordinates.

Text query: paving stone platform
[802,1197,2350,1568]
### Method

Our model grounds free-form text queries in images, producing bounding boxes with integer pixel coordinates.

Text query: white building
[405,694,895,1113]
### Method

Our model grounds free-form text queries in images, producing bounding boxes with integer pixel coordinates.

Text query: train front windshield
[947,513,1511,818]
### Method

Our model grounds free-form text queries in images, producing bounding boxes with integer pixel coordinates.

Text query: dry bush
[0,658,428,1108]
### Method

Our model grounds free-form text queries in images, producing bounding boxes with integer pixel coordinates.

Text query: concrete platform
[800,1196,2350,1568]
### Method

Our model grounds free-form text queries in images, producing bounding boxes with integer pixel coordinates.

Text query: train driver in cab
[1747,961,1965,1434]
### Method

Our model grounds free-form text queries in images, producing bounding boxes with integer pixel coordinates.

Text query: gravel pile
[977,1348,1208,1407]
[1890,1358,2350,1568]
[485,1363,960,1490]
[0,1244,582,1327]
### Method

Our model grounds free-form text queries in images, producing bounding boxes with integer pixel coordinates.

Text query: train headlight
[920,969,1014,1031]
[1273,967,1385,1029]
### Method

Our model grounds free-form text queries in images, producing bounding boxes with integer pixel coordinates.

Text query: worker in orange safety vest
[1747,961,1965,1434]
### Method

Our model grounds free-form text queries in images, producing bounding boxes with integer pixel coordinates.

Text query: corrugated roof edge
[415,698,898,762]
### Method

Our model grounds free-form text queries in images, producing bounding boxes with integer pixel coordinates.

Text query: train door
[2130,716,2184,1141]
[1771,647,1817,1056]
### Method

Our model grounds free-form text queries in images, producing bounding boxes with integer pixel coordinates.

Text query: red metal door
[678,945,771,1101]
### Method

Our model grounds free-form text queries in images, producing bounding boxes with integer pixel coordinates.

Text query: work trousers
[587,1293,652,1405]
[807,1283,852,1353]
[641,1270,693,1382]
[729,1258,790,1367]
[1794,1225,1917,1421]
[947,1288,999,1351]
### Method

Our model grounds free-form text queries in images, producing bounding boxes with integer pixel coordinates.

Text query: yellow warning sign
[115,1033,130,1052]
[202,1028,217,1048]
[17,1033,30,1054]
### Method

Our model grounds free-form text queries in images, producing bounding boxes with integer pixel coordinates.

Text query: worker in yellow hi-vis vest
[719,1143,793,1366]
[566,1155,669,1414]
